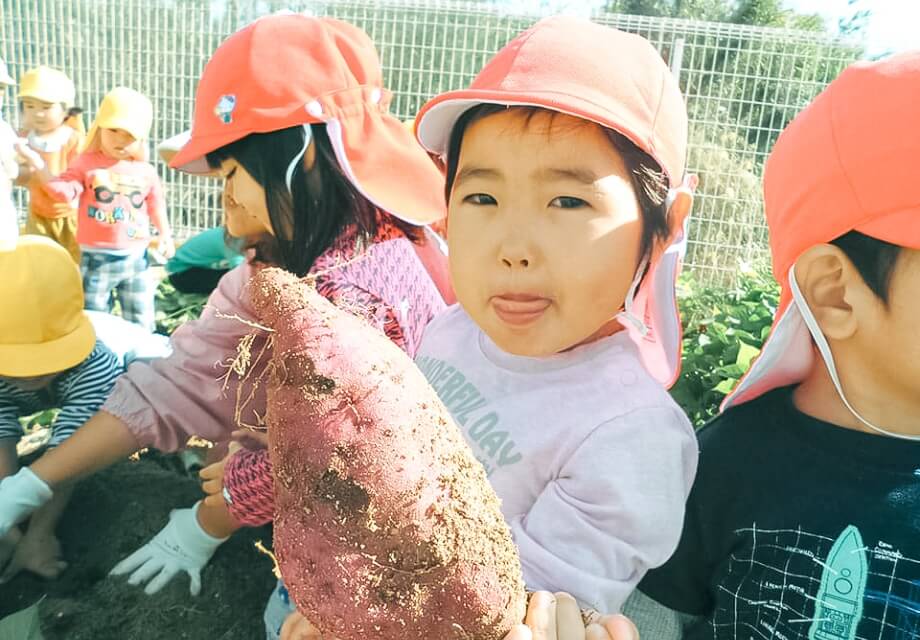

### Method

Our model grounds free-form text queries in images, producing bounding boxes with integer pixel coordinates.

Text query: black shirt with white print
[639,386,920,640]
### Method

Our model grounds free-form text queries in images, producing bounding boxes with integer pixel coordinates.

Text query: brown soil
[0,455,276,639]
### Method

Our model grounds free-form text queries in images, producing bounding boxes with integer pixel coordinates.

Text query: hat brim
[855,206,920,250]
[159,131,218,177]
[0,313,96,377]
[169,128,251,175]
[324,109,446,225]
[416,90,681,187]
[721,292,813,410]
[170,102,446,225]
[93,114,150,144]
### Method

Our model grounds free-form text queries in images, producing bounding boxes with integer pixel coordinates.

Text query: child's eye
[463,193,497,206]
[550,196,588,209]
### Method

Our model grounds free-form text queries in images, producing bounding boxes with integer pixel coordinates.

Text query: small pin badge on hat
[215,95,237,124]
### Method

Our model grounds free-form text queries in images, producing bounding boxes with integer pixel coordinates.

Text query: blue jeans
[264,579,297,640]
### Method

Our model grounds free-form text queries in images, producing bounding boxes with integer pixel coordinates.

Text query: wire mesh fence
[1,0,862,284]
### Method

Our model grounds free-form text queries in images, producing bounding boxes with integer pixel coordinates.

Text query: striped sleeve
[0,380,28,441]
[50,341,122,446]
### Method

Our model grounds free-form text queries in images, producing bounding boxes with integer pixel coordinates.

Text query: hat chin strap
[616,255,649,336]
[788,264,920,441]
[284,124,313,194]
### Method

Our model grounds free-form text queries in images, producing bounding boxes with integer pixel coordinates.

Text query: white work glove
[109,501,227,595]
[0,467,53,537]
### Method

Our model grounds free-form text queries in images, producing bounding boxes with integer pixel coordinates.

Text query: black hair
[207,124,421,277]
[443,104,671,267]
[831,231,903,305]
[207,124,423,277]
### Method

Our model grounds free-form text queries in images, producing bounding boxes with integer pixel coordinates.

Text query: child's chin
[487,329,555,358]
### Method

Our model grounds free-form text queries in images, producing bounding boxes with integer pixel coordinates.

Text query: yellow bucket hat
[84,87,153,155]
[18,66,75,107]
[0,236,96,377]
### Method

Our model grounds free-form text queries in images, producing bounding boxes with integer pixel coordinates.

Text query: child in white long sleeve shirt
[413,16,699,614]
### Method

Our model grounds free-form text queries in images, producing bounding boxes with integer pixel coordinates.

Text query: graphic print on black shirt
[713,523,920,640]
[638,386,920,640]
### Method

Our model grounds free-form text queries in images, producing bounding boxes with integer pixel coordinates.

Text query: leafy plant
[670,264,780,427]
[154,279,208,335]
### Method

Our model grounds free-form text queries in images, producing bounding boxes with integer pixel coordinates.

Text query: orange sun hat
[723,51,920,410]
[167,12,445,226]
[415,15,694,387]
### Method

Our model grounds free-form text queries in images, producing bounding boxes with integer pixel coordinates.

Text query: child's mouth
[490,294,551,327]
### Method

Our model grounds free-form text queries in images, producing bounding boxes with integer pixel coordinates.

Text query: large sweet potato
[247,268,526,639]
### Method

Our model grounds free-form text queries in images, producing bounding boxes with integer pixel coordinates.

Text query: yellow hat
[0,236,96,377]
[84,87,153,154]
[18,66,75,107]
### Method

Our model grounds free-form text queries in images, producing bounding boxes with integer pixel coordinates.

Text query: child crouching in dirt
[0,236,120,582]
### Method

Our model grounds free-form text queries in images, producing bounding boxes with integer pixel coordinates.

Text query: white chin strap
[788,265,920,441]
[284,124,313,194]
[616,255,649,336]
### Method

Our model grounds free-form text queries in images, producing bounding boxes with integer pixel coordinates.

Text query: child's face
[100,128,143,160]
[856,247,920,393]
[216,158,273,238]
[447,110,643,356]
[20,97,66,133]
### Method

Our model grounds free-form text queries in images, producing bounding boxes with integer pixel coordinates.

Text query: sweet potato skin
[248,268,526,640]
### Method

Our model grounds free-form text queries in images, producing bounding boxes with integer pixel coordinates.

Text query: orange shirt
[43,151,167,251]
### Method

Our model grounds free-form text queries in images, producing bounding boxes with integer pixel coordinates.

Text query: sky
[785,0,919,57]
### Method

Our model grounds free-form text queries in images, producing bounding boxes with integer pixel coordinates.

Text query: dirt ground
[0,454,276,639]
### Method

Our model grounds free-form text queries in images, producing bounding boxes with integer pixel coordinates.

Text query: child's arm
[15,141,86,208]
[510,406,697,614]
[146,173,174,257]
[0,392,25,455]
[220,447,274,527]
[49,344,121,447]
[101,261,266,452]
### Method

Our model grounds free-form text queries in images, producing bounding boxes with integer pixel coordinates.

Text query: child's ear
[794,244,867,341]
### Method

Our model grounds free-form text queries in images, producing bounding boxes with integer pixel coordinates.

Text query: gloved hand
[109,501,228,595]
[0,467,53,537]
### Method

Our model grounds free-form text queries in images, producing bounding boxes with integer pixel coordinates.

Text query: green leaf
[0,603,43,640]
[735,341,761,371]
[713,378,737,395]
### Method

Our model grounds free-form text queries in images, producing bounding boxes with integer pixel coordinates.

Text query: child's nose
[499,239,533,269]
